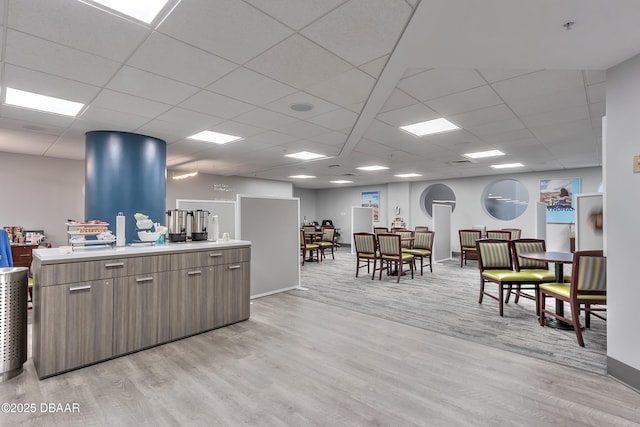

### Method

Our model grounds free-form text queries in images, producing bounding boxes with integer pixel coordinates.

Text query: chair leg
[499,284,504,317]
[396,260,401,283]
[460,250,464,267]
[571,301,585,347]
[539,292,546,326]
[429,255,432,272]
[585,304,591,328]
[371,258,377,280]
[355,256,360,277]
[479,279,485,304]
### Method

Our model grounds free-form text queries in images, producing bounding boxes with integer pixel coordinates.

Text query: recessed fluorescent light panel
[285,151,326,160]
[395,173,422,178]
[5,88,84,117]
[187,130,243,145]
[83,0,171,24]
[400,118,459,136]
[490,163,524,169]
[330,180,353,184]
[356,165,389,171]
[463,150,505,159]
[289,175,316,179]
[172,171,198,180]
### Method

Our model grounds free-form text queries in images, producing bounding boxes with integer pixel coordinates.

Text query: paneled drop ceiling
[0,0,638,188]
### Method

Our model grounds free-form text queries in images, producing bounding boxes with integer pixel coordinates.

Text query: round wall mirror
[419,184,457,217]
[482,179,529,221]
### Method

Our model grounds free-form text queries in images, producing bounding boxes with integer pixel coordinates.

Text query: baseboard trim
[608,356,640,393]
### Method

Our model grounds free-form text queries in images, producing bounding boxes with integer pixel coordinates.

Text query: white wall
[605,53,640,372]
[312,167,601,249]
[0,152,84,246]
[293,187,317,225]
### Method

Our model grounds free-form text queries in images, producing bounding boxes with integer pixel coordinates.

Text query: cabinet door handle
[135,277,154,283]
[187,270,202,276]
[19,254,31,257]
[209,253,223,258]
[105,262,124,268]
[69,285,91,292]
[228,265,241,270]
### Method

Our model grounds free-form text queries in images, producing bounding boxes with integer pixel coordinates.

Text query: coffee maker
[190,209,209,241]
[166,209,187,242]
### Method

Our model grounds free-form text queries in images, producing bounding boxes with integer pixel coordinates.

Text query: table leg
[544,262,573,330]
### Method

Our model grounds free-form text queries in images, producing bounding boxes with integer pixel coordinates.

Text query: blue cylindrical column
[85,131,166,244]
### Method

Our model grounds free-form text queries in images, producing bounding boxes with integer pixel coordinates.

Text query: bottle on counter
[116,211,126,246]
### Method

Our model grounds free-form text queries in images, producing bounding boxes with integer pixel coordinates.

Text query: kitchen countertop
[33,240,251,263]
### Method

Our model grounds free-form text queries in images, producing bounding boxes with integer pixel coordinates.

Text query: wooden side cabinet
[11,244,38,270]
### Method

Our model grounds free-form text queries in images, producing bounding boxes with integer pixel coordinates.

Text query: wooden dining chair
[394,229,414,249]
[317,227,336,261]
[502,228,522,240]
[539,250,606,347]
[403,231,434,275]
[377,233,414,283]
[458,229,482,267]
[414,226,429,232]
[353,232,379,279]
[300,229,319,265]
[373,227,388,236]
[486,230,512,240]
[508,238,557,314]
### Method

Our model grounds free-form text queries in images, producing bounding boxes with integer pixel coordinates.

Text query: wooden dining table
[519,251,574,329]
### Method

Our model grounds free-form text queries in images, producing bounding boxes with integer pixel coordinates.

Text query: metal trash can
[0,267,28,382]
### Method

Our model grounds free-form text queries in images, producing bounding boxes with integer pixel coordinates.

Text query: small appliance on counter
[190,209,209,241]
[166,209,187,242]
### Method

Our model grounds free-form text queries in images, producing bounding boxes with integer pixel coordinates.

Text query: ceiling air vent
[447,159,474,166]
[342,173,356,176]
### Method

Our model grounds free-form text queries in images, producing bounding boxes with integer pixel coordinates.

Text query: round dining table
[519,251,574,330]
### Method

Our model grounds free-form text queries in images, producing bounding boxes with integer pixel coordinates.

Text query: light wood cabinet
[35,279,114,378]
[32,243,250,379]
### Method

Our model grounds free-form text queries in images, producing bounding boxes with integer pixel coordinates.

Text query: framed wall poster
[539,178,580,223]
[361,191,380,221]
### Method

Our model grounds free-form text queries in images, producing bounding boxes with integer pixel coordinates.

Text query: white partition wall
[237,195,300,298]
[575,193,604,251]
[432,203,452,262]
[351,206,374,253]
[535,202,547,240]
[176,199,236,239]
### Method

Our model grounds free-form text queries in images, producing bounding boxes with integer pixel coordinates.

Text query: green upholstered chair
[373,227,388,236]
[353,232,379,279]
[508,238,557,312]
[459,229,482,267]
[486,230,511,240]
[303,225,320,242]
[539,250,606,347]
[477,239,548,316]
[300,230,319,265]
[403,231,434,275]
[317,227,336,261]
[377,233,414,283]
[394,230,414,249]
[502,228,522,240]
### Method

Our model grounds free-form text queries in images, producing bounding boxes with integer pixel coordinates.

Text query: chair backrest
[303,225,317,234]
[459,229,482,248]
[321,227,335,242]
[477,239,514,272]
[512,238,548,270]
[373,227,388,235]
[300,230,307,248]
[414,226,429,232]
[413,231,434,250]
[572,250,606,295]
[486,230,511,240]
[377,233,402,257]
[353,233,376,254]
[394,230,414,248]
[502,228,521,240]
[321,219,333,226]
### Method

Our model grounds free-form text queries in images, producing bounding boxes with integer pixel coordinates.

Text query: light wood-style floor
[2,293,639,426]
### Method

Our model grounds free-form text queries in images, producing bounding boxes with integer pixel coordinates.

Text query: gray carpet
[288,249,607,375]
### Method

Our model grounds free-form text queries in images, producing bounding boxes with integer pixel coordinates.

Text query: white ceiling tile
[233,108,297,129]
[212,121,267,138]
[380,89,418,113]
[503,85,588,117]
[529,119,595,145]
[476,68,540,83]
[3,64,100,103]
[91,89,172,118]
[106,66,200,105]
[491,70,585,99]
[301,0,412,66]
[520,105,590,129]
[44,138,86,160]
[466,118,526,138]
[0,117,66,137]
[178,90,255,119]
[246,34,353,89]
[359,55,389,78]
[158,0,292,64]
[79,106,150,131]
[136,120,198,143]
[8,0,148,61]
[207,67,297,106]
[305,68,375,107]
[363,119,417,144]
[481,129,536,145]
[0,127,57,156]
[584,70,606,85]
[1,105,76,128]
[155,107,225,129]
[127,32,238,88]
[271,120,330,138]
[250,131,300,146]
[5,29,121,87]
[398,69,486,102]
[448,104,517,128]
[376,103,439,127]
[426,85,503,116]
[587,82,606,104]
[244,0,346,30]
[307,108,358,131]
[309,130,348,146]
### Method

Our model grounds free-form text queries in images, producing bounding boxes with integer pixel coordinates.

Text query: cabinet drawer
[39,258,129,286]
[171,247,250,269]
[125,255,171,276]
